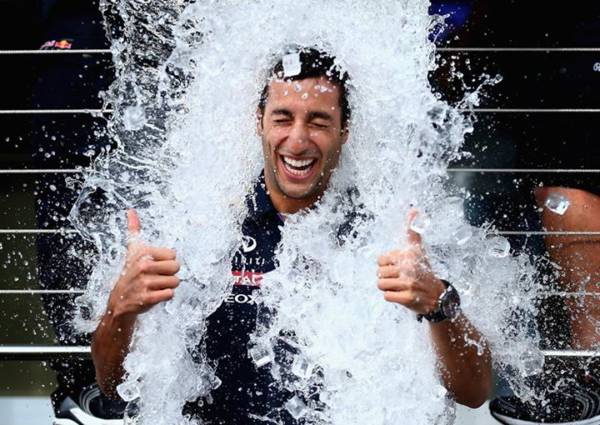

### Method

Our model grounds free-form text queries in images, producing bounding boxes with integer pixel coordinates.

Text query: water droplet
[293,82,302,92]
[301,92,309,100]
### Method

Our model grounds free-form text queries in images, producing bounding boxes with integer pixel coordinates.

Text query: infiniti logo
[241,235,257,253]
[593,62,600,72]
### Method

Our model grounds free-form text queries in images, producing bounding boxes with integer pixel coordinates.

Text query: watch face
[441,288,461,319]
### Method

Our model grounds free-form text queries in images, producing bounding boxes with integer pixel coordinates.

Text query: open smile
[279,154,319,180]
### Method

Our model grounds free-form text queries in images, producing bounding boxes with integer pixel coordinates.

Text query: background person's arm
[535,187,600,349]
[92,209,180,397]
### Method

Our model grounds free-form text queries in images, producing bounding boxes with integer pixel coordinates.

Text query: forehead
[265,77,341,113]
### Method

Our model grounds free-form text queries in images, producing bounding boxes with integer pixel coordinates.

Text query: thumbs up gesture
[376,210,445,315]
[106,209,181,319]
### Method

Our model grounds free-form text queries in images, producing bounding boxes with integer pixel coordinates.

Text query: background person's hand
[106,209,180,319]
[376,210,445,315]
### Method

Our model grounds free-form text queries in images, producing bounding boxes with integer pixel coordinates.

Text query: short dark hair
[258,47,351,129]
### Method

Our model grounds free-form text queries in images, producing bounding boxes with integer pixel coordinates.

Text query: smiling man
[92,48,492,423]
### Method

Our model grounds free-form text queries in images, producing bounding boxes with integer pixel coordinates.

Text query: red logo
[232,270,263,287]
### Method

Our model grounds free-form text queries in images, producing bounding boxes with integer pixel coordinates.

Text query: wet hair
[258,47,351,129]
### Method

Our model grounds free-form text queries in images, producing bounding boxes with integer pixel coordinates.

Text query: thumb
[406,209,423,248]
[127,208,141,243]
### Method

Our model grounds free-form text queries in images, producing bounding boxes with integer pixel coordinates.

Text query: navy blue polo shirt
[185,173,298,424]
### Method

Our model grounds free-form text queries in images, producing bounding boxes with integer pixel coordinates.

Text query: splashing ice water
[69,0,543,423]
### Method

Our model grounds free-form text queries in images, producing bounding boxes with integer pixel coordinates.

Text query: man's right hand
[106,209,181,319]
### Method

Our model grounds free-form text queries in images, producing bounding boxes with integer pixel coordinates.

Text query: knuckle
[138,260,150,273]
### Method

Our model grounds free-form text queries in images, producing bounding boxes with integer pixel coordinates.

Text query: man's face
[258,76,348,203]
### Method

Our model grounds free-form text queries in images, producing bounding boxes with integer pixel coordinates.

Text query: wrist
[417,280,461,323]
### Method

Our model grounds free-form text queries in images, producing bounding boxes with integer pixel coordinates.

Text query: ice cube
[521,349,545,377]
[544,193,570,215]
[248,343,273,368]
[285,395,308,419]
[453,225,472,245]
[409,214,430,234]
[123,106,146,131]
[291,355,314,379]
[117,380,140,402]
[123,400,140,425]
[282,53,301,77]
[487,236,511,258]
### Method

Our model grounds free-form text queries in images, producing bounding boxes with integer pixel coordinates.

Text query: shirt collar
[247,171,279,222]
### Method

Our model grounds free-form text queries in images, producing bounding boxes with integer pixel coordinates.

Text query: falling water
[70,1,541,424]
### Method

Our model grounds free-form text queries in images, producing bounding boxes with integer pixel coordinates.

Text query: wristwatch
[417,280,461,323]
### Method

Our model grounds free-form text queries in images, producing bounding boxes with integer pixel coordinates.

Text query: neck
[264,174,321,215]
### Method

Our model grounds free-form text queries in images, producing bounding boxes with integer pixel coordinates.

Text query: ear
[341,126,349,144]
[256,108,264,136]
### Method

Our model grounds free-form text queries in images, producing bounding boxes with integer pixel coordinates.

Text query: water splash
[70,1,541,423]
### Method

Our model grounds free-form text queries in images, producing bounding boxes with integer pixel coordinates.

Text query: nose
[288,120,309,146]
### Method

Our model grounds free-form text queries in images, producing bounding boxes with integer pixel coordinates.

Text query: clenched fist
[107,209,181,319]
[377,211,445,315]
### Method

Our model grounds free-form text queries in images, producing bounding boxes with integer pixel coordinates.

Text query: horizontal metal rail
[0,229,598,236]
[3,289,600,297]
[0,106,600,115]
[0,168,598,175]
[2,108,600,115]
[0,49,111,55]
[0,169,83,174]
[464,108,600,113]
[2,48,600,55]
[448,168,600,174]
[498,231,600,237]
[0,109,112,115]
[541,349,600,358]
[438,47,600,53]
[0,346,90,361]
[0,345,594,360]
[0,229,78,234]
[0,290,84,295]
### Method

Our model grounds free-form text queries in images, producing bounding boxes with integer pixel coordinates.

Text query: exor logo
[224,293,257,304]
[593,62,600,72]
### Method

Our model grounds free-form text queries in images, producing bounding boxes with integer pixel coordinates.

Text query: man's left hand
[377,211,446,315]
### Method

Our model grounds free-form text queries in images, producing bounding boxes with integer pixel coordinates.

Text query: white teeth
[282,156,315,168]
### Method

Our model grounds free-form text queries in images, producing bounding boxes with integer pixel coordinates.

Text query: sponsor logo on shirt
[232,270,263,287]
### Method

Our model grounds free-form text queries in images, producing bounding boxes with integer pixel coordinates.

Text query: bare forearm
[430,314,492,408]
[91,310,136,398]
